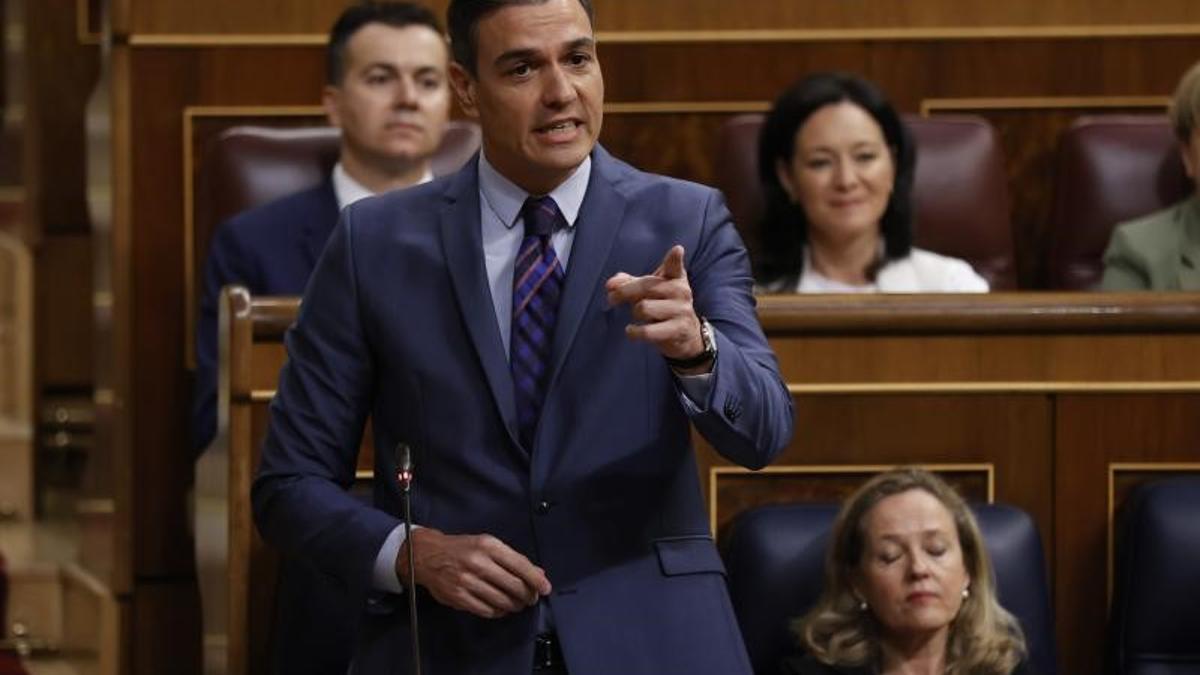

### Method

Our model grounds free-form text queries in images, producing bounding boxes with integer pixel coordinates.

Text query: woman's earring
[961,586,970,599]
[858,599,868,611]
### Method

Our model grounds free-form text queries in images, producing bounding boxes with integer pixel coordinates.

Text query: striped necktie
[511,196,566,448]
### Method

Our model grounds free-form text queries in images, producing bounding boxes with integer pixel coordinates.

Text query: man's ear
[322,85,342,129]
[449,62,479,118]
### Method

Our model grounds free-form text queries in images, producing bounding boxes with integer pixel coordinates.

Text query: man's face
[451,0,603,195]
[324,22,452,173]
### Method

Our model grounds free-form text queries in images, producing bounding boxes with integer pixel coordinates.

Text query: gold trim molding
[128,24,1200,48]
[787,382,1200,395]
[708,462,994,535]
[1105,462,1200,608]
[921,95,1169,115]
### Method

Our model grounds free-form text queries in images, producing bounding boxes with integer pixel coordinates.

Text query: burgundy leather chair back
[1045,115,1191,290]
[194,121,481,274]
[714,113,1018,289]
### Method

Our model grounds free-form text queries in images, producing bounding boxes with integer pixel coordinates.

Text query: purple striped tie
[511,196,565,447]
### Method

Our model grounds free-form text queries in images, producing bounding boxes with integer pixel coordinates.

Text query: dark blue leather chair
[723,502,1056,675]
[1112,477,1200,675]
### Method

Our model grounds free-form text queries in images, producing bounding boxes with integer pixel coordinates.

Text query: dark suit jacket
[252,147,795,675]
[192,181,354,675]
[193,180,340,454]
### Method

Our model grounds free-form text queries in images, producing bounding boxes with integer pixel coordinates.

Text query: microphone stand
[396,443,422,675]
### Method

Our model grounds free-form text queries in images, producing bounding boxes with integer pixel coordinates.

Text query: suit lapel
[300,182,341,270]
[545,148,627,393]
[1177,197,1200,290]
[438,158,523,450]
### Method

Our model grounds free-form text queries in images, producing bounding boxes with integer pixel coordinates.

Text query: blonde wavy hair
[1170,59,1200,142]
[795,468,1026,675]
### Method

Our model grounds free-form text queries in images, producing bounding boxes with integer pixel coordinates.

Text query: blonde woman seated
[782,468,1029,675]
[1100,59,1200,290]
[754,74,988,293]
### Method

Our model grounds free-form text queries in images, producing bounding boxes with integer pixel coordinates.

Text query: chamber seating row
[723,476,1200,675]
[715,114,1192,290]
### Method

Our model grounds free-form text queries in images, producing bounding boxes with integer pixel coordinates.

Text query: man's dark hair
[754,72,917,285]
[447,0,595,76]
[327,1,445,85]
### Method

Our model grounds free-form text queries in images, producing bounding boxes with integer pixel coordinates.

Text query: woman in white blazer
[753,73,988,294]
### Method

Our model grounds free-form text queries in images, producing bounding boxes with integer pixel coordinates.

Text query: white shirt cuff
[372,523,420,594]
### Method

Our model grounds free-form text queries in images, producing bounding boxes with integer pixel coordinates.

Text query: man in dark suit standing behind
[253,1,795,673]
[192,2,452,456]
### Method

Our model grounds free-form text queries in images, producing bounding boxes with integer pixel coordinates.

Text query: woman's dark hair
[754,72,916,285]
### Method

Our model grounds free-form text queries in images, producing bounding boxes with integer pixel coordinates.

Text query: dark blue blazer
[252,147,795,675]
[192,181,339,454]
[192,181,356,675]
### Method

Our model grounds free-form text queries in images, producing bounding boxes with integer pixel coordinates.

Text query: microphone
[394,442,422,675]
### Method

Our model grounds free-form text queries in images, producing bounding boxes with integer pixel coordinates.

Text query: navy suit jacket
[193,180,340,454]
[252,147,795,675]
[193,181,358,675]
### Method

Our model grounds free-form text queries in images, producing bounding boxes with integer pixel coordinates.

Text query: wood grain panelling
[698,394,1053,552]
[25,0,99,236]
[1054,396,1200,675]
[131,581,201,675]
[595,1,1200,33]
[35,234,94,388]
[710,464,994,540]
[127,46,323,581]
[119,0,1200,37]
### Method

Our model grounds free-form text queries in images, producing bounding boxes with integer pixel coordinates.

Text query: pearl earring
[858,600,868,611]
[961,587,970,599]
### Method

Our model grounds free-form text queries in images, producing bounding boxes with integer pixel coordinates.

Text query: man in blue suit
[192,2,452,455]
[253,0,795,673]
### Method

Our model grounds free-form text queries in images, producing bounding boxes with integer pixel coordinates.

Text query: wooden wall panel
[595,1,1200,33]
[35,234,94,388]
[1054,395,1200,675]
[126,46,324,581]
[119,0,1200,37]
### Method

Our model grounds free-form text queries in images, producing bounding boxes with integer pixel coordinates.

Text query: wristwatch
[665,316,717,370]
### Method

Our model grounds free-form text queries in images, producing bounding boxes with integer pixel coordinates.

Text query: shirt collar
[332,162,434,210]
[477,150,590,230]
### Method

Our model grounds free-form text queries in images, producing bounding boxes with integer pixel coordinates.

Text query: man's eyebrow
[493,37,597,68]
[360,62,398,74]
[493,48,539,68]
[563,37,595,52]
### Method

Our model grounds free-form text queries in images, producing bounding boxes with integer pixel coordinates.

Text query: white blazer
[759,248,990,293]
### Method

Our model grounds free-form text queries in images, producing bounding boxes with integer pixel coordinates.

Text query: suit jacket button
[536,500,552,515]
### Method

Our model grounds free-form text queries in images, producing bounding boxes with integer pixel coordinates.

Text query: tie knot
[522,196,562,238]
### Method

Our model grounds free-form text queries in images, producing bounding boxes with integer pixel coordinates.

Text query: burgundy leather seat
[193,121,481,278]
[1045,115,1191,290]
[715,113,1017,289]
